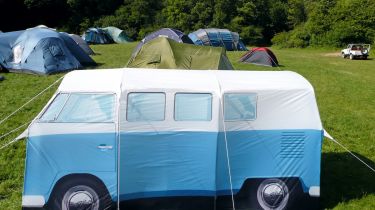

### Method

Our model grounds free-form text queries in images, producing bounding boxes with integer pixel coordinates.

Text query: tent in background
[127,37,233,70]
[240,47,279,67]
[102,26,132,44]
[0,28,96,75]
[34,25,56,30]
[132,28,193,56]
[189,28,247,51]
[68,33,95,55]
[83,28,113,44]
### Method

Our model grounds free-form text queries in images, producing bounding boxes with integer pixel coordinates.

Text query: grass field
[0,43,374,209]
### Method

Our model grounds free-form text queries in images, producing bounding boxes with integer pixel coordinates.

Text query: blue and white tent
[189,28,247,51]
[0,28,95,75]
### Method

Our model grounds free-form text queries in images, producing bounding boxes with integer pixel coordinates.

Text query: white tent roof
[58,68,322,131]
[59,68,313,93]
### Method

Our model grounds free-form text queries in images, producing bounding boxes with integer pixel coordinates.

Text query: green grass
[0,44,374,209]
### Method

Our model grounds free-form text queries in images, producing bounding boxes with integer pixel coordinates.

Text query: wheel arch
[233,177,305,210]
[46,173,111,206]
[237,177,304,196]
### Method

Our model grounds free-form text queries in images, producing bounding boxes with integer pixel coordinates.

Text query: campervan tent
[83,28,113,44]
[0,28,95,74]
[127,37,233,70]
[102,26,132,44]
[68,33,95,55]
[22,68,323,210]
[189,28,247,51]
[240,47,279,67]
[132,28,193,56]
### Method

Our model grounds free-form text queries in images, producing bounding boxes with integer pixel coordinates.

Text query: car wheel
[48,176,113,210]
[349,54,354,60]
[256,179,289,210]
[341,53,346,58]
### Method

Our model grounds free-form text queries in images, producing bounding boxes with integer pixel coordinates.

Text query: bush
[271,31,290,48]
[272,25,309,48]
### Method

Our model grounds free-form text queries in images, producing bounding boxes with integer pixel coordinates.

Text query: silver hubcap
[62,185,99,210]
[257,179,289,210]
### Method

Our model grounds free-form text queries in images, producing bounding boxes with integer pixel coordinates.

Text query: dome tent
[102,26,132,44]
[189,28,247,51]
[83,28,114,44]
[0,28,95,74]
[127,37,233,70]
[240,47,279,67]
[132,28,193,56]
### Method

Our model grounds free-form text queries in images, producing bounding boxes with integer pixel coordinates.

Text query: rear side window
[224,93,257,121]
[127,93,165,122]
[39,93,115,123]
[175,93,212,121]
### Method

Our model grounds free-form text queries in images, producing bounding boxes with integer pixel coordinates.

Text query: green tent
[102,26,132,43]
[127,37,233,70]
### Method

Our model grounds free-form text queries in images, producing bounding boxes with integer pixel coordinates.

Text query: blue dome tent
[189,28,247,51]
[0,28,95,75]
[83,28,114,44]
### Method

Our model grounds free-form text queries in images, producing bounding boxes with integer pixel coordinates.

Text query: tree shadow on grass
[320,152,375,209]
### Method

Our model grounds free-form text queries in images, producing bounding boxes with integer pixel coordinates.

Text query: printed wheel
[256,179,289,210]
[48,176,112,210]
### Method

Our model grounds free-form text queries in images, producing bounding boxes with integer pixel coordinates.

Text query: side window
[175,93,212,121]
[39,93,115,123]
[127,93,165,122]
[224,93,257,121]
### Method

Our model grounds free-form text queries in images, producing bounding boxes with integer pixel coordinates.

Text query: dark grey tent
[132,28,193,56]
[68,33,95,55]
[0,28,96,74]
[239,47,279,67]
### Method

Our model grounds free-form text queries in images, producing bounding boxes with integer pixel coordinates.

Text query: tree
[287,0,306,28]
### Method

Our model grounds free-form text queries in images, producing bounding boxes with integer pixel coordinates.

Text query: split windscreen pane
[175,93,212,121]
[39,93,69,122]
[40,93,115,123]
[127,93,165,122]
[57,94,115,122]
[224,93,257,121]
